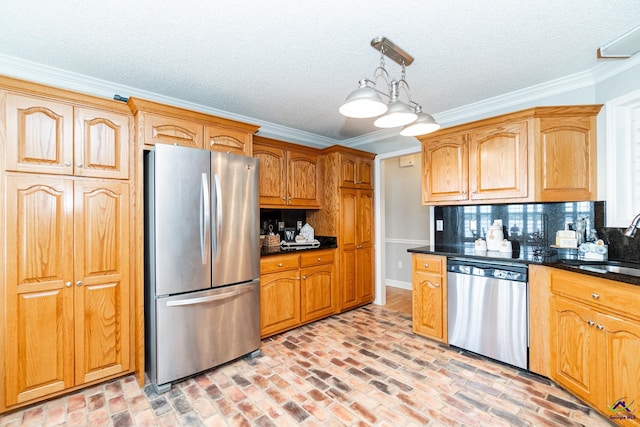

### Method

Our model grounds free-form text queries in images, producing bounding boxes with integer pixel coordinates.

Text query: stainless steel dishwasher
[447,257,528,370]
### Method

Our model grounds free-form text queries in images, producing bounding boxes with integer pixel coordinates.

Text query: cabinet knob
[424,263,429,268]
[76,280,83,286]
[296,276,300,280]
[471,189,477,194]
[461,190,467,195]
[592,293,600,299]
[302,275,307,279]
[317,257,322,262]
[587,320,595,326]
[278,263,283,267]
[596,324,604,330]
[65,161,72,167]
[77,163,83,168]
[65,281,72,287]
[282,196,286,200]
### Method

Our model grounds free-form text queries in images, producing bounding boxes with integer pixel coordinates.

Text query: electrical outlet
[297,220,303,230]
[469,220,477,232]
[397,261,403,269]
[278,221,285,231]
[436,219,444,231]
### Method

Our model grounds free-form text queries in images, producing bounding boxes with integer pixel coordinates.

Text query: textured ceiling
[1,1,639,145]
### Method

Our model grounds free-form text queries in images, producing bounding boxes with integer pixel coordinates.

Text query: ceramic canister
[486,225,504,251]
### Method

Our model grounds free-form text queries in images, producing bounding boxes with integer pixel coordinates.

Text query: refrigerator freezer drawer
[151,280,260,388]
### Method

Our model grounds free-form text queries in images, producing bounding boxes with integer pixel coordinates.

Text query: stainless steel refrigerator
[144,144,260,393]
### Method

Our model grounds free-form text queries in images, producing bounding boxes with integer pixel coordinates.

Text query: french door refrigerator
[144,144,260,393]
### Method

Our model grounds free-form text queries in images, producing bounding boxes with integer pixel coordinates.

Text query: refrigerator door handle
[165,287,252,307]
[213,173,222,258]
[201,173,211,264]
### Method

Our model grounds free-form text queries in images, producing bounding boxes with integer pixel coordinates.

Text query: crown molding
[0,53,341,147]
[591,52,640,83]
[433,70,596,127]
[1,52,637,152]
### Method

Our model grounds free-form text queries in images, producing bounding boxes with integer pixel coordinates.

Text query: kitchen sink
[559,260,640,277]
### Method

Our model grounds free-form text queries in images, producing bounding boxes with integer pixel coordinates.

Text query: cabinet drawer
[550,268,640,317]
[300,250,335,267]
[413,254,444,274]
[260,255,299,274]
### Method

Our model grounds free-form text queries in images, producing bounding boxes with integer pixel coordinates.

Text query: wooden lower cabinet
[411,254,447,342]
[301,263,335,323]
[4,175,131,407]
[260,269,301,337]
[548,267,640,426]
[260,249,336,337]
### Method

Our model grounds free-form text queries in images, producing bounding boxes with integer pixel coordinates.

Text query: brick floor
[0,305,615,426]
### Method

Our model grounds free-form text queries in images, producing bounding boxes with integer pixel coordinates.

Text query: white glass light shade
[373,100,417,128]
[339,85,388,118]
[400,112,440,136]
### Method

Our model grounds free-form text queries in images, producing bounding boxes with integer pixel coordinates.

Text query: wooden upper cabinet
[422,134,468,203]
[253,143,287,206]
[4,93,131,179]
[253,136,320,208]
[536,115,596,201]
[340,153,373,189]
[140,112,203,148]
[287,150,319,207]
[419,105,602,205]
[469,120,528,200]
[74,107,131,179]
[127,97,259,154]
[5,93,74,175]
[205,126,253,156]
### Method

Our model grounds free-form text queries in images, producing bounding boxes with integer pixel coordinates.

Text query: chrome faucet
[625,213,640,238]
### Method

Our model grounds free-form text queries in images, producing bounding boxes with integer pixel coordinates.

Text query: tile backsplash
[434,201,640,264]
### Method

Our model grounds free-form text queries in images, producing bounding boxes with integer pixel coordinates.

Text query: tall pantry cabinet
[0,77,134,412]
[308,146,376,310]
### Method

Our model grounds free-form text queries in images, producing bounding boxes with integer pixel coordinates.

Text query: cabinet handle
[592,293,600,299]
[278,263,283,267]
[587,320,595,326]
[596,324,604,330]
[427,281,440,288]
[65,281,72,287]
[76,280,83,287]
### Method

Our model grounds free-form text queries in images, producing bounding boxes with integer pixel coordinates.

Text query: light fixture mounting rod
[371,36,414,66]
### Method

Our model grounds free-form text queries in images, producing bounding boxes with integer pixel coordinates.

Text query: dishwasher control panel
[447,257,528,283]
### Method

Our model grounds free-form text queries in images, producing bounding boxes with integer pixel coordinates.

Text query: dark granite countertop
[408,245,640,286]
[261,236,337,257]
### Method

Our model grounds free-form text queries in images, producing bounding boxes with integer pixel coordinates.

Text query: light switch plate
[436,219,444,231]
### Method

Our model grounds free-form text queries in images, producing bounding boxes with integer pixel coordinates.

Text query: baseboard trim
[386,280,412,291]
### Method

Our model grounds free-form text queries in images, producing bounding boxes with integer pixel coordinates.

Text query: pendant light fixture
[340,37,440,136]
